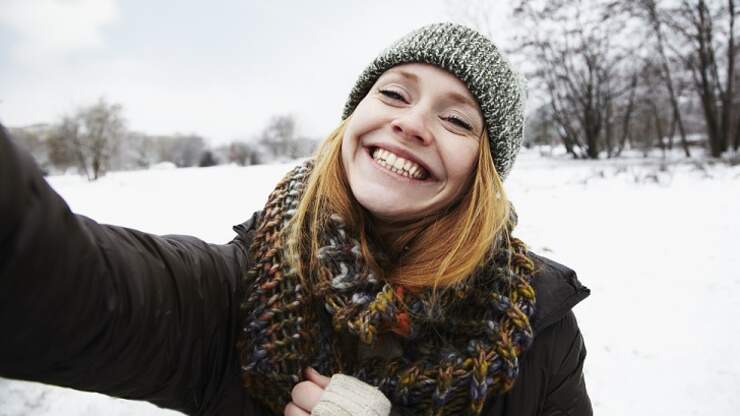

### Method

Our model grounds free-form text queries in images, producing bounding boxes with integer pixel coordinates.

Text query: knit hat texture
[342,22,526,179]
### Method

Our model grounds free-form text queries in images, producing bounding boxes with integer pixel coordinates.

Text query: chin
[352,189,428,222]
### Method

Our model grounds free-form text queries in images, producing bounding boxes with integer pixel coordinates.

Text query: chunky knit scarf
[238,161,536,415]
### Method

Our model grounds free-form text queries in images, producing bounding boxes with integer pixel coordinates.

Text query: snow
[2,149,739,415]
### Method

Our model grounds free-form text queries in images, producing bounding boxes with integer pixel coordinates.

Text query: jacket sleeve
[0,125,253,415]
[539,311,592,416]
[482,310,592,416]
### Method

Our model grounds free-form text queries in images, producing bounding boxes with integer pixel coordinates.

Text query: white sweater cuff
[312,374,391,416]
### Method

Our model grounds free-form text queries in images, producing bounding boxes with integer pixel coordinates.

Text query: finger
[284,401,310,416]
[305,367,331,389]
[291,380,325,412]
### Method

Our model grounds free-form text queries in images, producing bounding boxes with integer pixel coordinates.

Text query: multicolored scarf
[237,161,536,415]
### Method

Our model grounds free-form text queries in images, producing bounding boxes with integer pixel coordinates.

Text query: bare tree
[47,118,79,173]
[510,0,640,159]
[81,99,125,179]
[524,104,560,149]
[665,0,738,157]
[454,0,738,159]
[154,134,207,167]
[46,98,125,180]
[228,141,261,166]
[258,114,315,161]
[616,0,693,157]
[113,131,158,170]
[259,114,297,160]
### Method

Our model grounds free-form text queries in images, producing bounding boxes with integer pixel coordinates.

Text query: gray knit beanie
[342,22,526,180]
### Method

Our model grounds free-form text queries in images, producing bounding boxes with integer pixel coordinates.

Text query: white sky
[0,0,513,145]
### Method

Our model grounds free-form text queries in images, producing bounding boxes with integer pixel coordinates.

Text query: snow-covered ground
[2,148,739,415]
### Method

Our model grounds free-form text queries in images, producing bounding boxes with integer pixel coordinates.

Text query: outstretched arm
[0,125,253,415]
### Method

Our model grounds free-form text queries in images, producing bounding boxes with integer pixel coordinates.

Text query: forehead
[378,63,480,110]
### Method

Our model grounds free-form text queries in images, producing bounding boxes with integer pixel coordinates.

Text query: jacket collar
[525,251,590,335]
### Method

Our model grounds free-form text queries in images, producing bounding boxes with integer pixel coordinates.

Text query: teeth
[386,153,397,165]
[371,148,426,179]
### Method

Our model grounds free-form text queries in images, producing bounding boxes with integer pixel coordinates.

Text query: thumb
[305,367,331,389]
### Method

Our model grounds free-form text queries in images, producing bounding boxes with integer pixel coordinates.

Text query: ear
[305,367,331,389]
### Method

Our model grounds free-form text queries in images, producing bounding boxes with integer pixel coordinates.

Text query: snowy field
[2,148,739,415]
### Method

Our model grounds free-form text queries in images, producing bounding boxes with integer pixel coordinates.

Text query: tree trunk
[734,109,740,151]
[605,100,615,157]
[720,0,736,155]
[667,116,677,151]
[616,73,638,157]
[651,100,666,158]
[647,0,691,156]
[694,0,724,156]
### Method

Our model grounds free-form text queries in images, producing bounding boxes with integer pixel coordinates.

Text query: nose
[390,108,434,145]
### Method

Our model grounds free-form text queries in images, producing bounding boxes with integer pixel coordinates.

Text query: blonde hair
[285,118,511,290]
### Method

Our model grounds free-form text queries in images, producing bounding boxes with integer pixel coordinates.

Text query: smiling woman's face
[341,63,482,224]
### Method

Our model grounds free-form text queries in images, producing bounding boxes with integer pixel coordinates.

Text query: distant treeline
[459,0,739,159]
[9,98,318,180]
[10,0,740,179]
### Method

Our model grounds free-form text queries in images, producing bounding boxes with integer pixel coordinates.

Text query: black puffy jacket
[0,126,592,415]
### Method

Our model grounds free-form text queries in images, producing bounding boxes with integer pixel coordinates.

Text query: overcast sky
[0,0,512,144]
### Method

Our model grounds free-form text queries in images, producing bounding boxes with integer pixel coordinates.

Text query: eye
[443,115,473,131]
[378,88,407,103]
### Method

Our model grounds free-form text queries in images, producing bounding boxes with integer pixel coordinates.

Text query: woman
[0,23,591,415]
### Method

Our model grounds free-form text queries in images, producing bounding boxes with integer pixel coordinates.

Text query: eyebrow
[387,69,482,113]
[447,90,480,111]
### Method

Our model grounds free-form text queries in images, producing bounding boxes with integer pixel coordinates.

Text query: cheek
[341,124,362,179]
[444,141,479,183]
[340,110,369,161]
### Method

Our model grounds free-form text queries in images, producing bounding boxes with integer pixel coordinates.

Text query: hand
[284,368,331,415]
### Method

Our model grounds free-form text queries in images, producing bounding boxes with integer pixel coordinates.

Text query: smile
[370,147,429,180]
